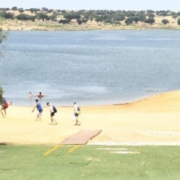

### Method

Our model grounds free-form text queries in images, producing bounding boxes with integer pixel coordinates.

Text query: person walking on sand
[32,99,43,121]
[0,99,11,117]
[47,102,58,125]
[73,102,81,126]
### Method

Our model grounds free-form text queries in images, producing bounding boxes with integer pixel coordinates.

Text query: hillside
[0,8,180,31]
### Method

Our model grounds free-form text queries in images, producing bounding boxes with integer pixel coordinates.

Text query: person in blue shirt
[32,99,43,121]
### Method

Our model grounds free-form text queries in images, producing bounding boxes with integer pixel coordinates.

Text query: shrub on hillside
[59,19,70,24]
[35,13,49,20]
[125,17,133,25]
[178,18,180,25]
[18,8,24,13]
[133,16,140,23]
[16,14,34,21]
[12,6,18,10]
[29,8,40,14]
[1,12,15,19]
[172,15,178,19]
[145,18,155,24]
[162,19,169,25]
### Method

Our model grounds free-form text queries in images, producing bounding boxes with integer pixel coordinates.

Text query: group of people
[29,92,46,99]
[32,99,58,125]
[30,92,81,125]
[1,92,81,126]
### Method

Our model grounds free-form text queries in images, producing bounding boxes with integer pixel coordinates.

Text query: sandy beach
[1,90,180,145]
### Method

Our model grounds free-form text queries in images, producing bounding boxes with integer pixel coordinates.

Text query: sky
[1,0,180,11]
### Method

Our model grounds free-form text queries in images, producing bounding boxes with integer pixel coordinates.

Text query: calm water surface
[0,30,180,106]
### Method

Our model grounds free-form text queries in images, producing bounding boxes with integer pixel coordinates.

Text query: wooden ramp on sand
[61,130,102,145]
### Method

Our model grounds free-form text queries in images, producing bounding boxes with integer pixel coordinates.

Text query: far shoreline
[2,27,180,32]
[1,9,180,32]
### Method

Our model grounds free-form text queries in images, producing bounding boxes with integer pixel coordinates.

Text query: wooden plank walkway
[61,130,102,145]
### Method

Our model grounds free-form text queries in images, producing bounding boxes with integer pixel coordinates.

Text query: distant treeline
[1,7,180,25]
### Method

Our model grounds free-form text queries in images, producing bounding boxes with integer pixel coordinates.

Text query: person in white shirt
[47,102,58,125]
[73,102,80,125]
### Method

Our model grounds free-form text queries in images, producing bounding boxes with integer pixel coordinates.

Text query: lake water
[0,30,180,106]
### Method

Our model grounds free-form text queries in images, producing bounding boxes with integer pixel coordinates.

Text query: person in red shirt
[1,99,12,117]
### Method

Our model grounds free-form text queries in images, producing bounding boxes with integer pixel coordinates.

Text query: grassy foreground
[0,144,180,180]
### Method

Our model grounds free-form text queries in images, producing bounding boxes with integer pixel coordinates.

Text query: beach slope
[1,90,180,145]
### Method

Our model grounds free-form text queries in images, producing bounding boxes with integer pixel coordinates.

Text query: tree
[145,18,155,24]
[113,14,125,22]
[35,13,49,20]
[104,17,112,24]
[133,16,140,23]
[49,14,57,21]
[177,12,180,16]
[59,19,70,24]
[1,12,15,19]
[125,17,133,25]
[16,14,33,21]
[64,12,81,21]
[18,8,24,13]
[162,19,169,25]
[41,7,48,12]
[12,6,18,11]
[48,9,53,13]
[29,8,39,14]
[0,28,7,104]
[172,15,178,20]
[0,86,3,105]
[156,11,168,16]
[77,19,82,25]
[95,16,104,22]
[147,13,155,18]
[137,14,146,22]
[178,18,180,25]
[126,11,136,17]
[146,10,155,14]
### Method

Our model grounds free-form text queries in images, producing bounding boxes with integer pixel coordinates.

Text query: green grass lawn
[0,144,180,180]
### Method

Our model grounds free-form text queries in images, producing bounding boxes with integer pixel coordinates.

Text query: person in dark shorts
[0,99,11,117]
[73,102,81,125]
[47,102,58,125]
[32,99,43,121]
